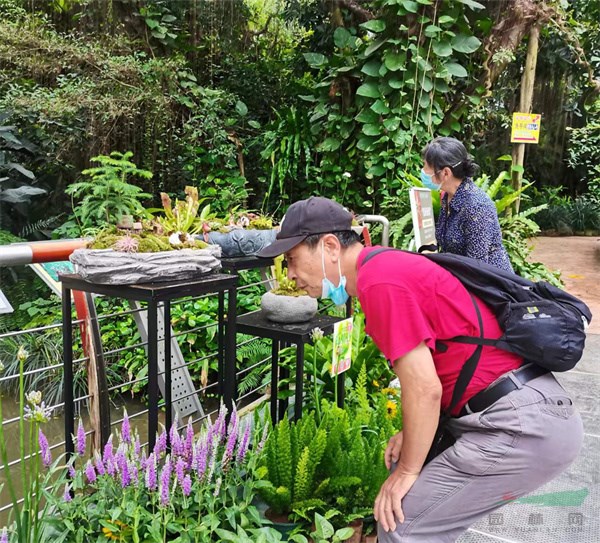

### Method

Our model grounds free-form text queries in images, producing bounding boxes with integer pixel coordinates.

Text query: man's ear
[321,234,341,258]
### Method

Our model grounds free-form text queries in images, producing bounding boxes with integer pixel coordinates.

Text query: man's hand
[374,470,420,532]
[385,431,404,470]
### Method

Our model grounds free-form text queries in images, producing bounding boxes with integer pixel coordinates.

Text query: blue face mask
[420,169,441,191]
[321,242,349,306]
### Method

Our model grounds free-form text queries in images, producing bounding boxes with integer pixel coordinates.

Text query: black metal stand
[236,311,345,423]
[217,256,273,395]
[60,273,238,460]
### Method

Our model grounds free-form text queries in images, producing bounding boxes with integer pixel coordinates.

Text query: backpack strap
[360,247,485,416]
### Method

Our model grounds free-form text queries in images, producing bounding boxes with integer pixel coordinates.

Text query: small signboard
[0,289,13,314]
[29,261,74,297]
[331,318,353,376]
[511,113,541,144]
[409,187,436,250]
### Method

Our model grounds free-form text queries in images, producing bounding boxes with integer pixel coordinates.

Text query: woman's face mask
[420,169,441,191]
[320,241,349,306]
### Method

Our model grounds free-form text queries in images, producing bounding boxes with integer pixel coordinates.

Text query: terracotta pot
[264,508,301,541]
[346,519,363,543]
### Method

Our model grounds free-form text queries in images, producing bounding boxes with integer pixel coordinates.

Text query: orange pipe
[29,239,87,263]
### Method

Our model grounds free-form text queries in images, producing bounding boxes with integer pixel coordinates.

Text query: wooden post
[511,24,540,214]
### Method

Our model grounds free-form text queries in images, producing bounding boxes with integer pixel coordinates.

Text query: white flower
[342,172,352,178]
[0,360,4,374]
[310,327,324,342]
[17,346,28,362]
[26,391,42,406]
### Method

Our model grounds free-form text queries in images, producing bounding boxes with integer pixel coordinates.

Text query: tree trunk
[511,24,540,214]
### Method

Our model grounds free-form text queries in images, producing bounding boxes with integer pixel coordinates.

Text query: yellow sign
[511,113,541,144]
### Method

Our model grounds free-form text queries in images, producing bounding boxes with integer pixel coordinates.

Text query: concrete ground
[458,237,600,543]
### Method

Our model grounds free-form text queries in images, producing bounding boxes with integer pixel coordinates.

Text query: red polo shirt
[357,247,522,414]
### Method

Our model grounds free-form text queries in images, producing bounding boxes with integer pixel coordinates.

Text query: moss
[271,287,308,297]
[249,216,274,230]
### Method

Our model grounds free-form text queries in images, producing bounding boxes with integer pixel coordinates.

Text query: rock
[261,291,318,323]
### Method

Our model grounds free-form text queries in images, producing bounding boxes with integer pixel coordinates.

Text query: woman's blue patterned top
[436,179,513,273]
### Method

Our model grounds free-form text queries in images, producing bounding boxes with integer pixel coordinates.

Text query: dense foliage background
[1,0,598,233]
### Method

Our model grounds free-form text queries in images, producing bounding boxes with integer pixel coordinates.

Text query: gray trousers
[378,372,583,542]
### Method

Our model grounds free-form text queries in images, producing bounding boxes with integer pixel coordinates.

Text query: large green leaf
[362,123,382,136]
[320,137,341,152]
[361,61,381,77]
[235,101,248,116]
[384,52,406,71]
[334,27,352,48]
[361,19,386,33]
[445,62,468,77]
[421,76,433,92]
[303,53,327,68]
[356,82,380,99]
[401,0,420,13]
[457,0,485,10]
[438,15,455,25]
[424,25,441,37]
[355,109,379,123]
[451,34,481,54]
[371,99,390,114]
[357,136,376,151]
[388,77,404,89]
[432,40,453,57]
[383,118,400,132]
[364,38,386,57]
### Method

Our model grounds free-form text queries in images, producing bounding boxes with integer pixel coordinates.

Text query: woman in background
[420,137,513,273]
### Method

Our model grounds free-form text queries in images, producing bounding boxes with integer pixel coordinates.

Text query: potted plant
[261,256,318,323]
[256,393,393,542]
[201,210,279,257]
[43,405,277,542]
[69,186,221,284]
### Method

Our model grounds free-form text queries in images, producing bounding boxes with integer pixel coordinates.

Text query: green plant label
[331,318,353,376]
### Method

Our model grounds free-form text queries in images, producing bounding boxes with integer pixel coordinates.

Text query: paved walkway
[458,237,599,543]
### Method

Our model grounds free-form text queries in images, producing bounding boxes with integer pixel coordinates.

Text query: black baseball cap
[257,197,353,258]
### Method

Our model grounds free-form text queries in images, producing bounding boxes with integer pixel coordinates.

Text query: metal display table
[236,311,345,423]
[216,256,273,396]
[60,272,238,457]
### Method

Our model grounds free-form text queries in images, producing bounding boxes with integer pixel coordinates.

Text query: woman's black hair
[422,136,479,179]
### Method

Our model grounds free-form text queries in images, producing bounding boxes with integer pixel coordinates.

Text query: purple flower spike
[121,410,131,444]
[103,435,114,462]
[175,457,186,486]
[75,419,86,456]
[67,462,76,478]
[171,431,183,457]
[169,415,180,447]
[94,452,105,476]
[129,461,139,485]
[1,527,8,543]
[215,405,227,443]
[63,484,72,502]
[196,442,207,480]
[134,435,141,458]
[38,429,52,467]
[185,420,194,457]
[85,461,97,483]
[237,421,251,463]
[154,429,167,458]
[120,458,131,488]
[159,457,172,507]
[182,474,192,497]
[145,453,157,491]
